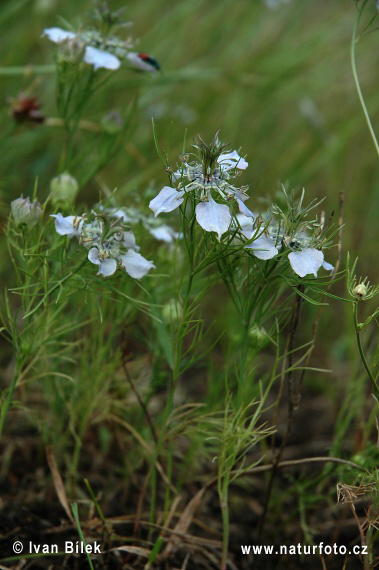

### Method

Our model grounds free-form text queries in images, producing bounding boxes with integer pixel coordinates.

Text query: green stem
[0,361,21,439]
[351,0,379,158]
[0,64,55,76]
[353,302,379,402]
[218,480,229,570]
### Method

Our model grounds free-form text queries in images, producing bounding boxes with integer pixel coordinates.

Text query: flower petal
[236,213,255,238]
[42,27,76,43]
[245,236,278,260]
[123,231,139,251]
[88,248,117,276]
[195,195,231,240]
[51,213,82,237]
[236,197,253,217]
[149,186,184,217]
[288,248,324,278]
[83,46,120,70]
[97,258,117,277]
[218,150,248,172]
[322,260,334,272]
[88,247,101,265]
[120,250,155,279]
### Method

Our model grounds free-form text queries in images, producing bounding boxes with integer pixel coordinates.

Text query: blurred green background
[0,0,378,277]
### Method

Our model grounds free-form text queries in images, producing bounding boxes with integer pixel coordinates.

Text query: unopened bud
[101,110,124,134]
[162,299,183,324]
[353,283,367,299]
[11,196,42,228]
[50,172,79,206]
[248,324,267,349]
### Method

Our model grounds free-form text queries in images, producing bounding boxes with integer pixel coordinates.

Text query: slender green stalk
[70,503,95,570]
[353,302,379,402]
[351,0,379,157]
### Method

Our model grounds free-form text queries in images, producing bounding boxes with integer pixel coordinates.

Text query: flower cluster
[237,212,334,278]
[52,212,155,279]
[149,133,251,240]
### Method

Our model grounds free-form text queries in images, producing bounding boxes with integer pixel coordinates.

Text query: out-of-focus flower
[104,205,180,243]
[50,172,79,206]
[11,196,42,228]
[150,133,251,240]
[51,211,155,279]
[9,94,45,125]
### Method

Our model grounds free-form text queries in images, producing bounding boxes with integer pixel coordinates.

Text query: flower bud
[11,196,42,228]
[248,324,268,349]
[101,110,124,134]
[162,299,183,324]
[353,283,367,300]
[50,172,79,206]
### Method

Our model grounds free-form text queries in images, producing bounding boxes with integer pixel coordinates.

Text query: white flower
[195,193,231,240]
[218,150,248,172]
[120,250,155,279]
[149,186,185,217]
[88,247,117,277]
[51,213,83,237]
[42,27,121,70]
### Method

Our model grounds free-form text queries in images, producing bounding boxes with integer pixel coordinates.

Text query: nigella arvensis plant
[52,212,155,279]
[149,133,251,240]
[237,189,334,278]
